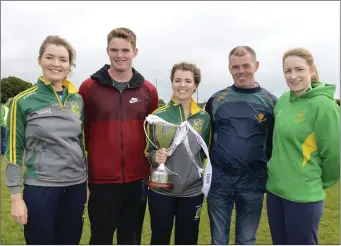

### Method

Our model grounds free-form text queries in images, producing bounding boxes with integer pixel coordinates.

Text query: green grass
[1,155,339,244]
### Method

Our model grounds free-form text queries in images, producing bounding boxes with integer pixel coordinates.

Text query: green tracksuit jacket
[145,96,211,197]
[5,77,87,194]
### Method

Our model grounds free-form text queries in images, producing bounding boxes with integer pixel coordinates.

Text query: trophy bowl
[145,122,179,190]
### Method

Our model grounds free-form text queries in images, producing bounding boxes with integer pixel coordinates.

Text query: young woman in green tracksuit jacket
[5,36,87,245]
[144,62,211,245]
[266,48,340,245]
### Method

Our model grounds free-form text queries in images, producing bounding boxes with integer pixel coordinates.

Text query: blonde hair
[283,48,319,82]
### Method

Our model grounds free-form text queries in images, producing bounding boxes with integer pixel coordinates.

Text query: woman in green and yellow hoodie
[266,48,340,245]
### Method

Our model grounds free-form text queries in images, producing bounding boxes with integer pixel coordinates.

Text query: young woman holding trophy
[144,62,211,245]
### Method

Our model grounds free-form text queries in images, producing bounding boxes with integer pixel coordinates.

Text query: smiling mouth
[290,80,301,84]
[49,69,61,73]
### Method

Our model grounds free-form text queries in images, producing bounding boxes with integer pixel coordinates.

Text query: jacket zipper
[179,103,197,122]
[119,90,125,183]
[52,87,72,110]
[178,104,184,122]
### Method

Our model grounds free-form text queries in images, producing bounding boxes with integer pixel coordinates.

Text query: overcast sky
[1,1,340,102]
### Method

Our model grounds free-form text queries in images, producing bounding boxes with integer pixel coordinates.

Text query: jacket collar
[231,82,261,94]
[91,64,144,89]
[38,76,78,93]
[170,95,202,116]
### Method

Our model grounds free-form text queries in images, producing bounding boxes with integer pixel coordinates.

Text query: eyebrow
[45,53,68,59]
[232,64,250,67]
[285,66,304,70]
[110,48,130,51]
[175,78,193,81]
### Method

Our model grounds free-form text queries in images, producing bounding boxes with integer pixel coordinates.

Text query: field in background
[1,155,339,244]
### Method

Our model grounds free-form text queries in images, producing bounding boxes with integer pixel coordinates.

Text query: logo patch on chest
[193,119,203,131]
[294,112,305,123]
[70,102,80,116]
[255,113,266,123]
[130,97,141,104]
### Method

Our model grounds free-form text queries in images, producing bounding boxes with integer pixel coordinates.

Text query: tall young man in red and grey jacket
[79,27,158,245]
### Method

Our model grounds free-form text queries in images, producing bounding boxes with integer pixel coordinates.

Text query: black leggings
[23,182,87,245]
[148,190,204,245]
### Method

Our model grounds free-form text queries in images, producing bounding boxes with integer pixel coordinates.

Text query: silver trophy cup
[145,121,182,189]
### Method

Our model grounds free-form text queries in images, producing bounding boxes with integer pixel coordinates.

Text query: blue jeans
[207,187,264,245]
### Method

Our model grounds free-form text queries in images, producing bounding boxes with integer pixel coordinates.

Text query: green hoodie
[266,82,340,202]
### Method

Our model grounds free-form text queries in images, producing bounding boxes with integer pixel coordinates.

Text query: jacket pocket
[180,160,203,193]
[68,139,86,169]
[35,142,68,181]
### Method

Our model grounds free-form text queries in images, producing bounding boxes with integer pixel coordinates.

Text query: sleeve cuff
[9,186,21,194]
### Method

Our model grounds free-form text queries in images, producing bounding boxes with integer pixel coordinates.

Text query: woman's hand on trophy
[154,148,168,165]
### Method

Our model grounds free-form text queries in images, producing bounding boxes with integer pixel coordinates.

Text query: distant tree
[1,76,33,103]
[158,98,166,107]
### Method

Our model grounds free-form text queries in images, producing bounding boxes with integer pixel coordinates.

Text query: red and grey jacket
[79,65,158,184]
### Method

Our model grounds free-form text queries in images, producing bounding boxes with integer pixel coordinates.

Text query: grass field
[1,155,340,244]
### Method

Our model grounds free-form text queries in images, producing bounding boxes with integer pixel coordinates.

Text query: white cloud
[1,1,340,101]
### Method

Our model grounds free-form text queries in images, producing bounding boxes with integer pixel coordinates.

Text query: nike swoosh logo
[130,99,141,103]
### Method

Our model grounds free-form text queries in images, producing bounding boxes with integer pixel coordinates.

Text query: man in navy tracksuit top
[205,46,277,245]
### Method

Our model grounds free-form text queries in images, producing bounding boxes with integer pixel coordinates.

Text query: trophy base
[146,180,174,189]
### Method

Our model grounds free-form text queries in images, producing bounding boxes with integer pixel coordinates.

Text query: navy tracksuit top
[205,84,277,191]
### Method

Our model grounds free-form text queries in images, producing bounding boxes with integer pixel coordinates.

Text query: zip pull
[62,94,73,111]
[52,86,64,110]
